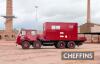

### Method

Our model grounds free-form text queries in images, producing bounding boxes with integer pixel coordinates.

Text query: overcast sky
[0,0,100,30]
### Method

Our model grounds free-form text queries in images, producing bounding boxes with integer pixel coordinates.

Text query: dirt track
[0,41,100,64]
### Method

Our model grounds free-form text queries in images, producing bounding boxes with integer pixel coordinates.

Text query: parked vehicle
[16,22,86,49]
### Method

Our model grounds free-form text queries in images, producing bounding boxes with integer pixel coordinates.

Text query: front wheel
[33,41,41,49]
[21,41,30,49]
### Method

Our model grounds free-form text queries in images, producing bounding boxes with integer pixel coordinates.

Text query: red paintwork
[43,22,78,41]
[16,35,21,45]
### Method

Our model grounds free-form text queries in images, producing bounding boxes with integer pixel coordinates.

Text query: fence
[78,33,100,43]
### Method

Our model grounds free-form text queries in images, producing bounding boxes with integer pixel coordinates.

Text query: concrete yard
[0,41,100,64]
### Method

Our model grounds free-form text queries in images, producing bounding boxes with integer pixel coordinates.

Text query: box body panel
[43,22,78,41]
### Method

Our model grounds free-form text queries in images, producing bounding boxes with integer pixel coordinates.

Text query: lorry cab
[16,29,38,45]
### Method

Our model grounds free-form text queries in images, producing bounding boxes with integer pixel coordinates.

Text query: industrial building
[0,0,16,40]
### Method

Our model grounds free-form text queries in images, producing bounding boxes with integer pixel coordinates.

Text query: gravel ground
[0,41,100,64]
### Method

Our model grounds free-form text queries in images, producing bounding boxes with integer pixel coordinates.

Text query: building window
[0,35,1,39]
[51,25,60,30]
[5,35,8,37]
[12,35,15,38]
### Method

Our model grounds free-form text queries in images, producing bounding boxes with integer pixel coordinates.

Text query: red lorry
[16,22,86,49]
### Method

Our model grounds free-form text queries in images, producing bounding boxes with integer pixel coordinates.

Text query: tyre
[56,41,65,49]
[67,41,76,49]
[33,41,41,49]
[21,41,30,49]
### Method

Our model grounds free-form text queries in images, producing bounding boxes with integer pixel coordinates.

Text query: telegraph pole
[34,5,39,30]
[35,5,38,23]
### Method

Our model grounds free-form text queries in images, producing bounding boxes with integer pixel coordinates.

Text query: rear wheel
[21,41,30,49]
[67,41,76,49]
[33,41,41,49]
[55,41,65,49]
